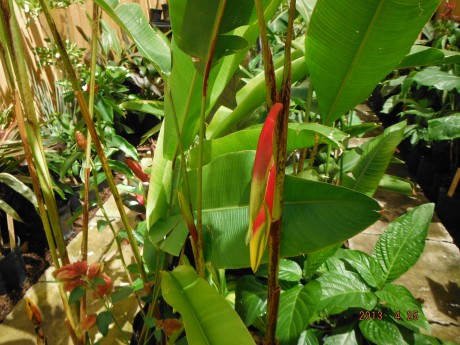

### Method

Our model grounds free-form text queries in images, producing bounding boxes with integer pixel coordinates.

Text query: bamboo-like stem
[38,0,151,296]
[2,0,70,267]
[265,1,297,344]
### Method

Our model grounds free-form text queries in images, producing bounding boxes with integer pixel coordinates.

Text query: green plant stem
[38,0,151,296]
[266,1,297,344]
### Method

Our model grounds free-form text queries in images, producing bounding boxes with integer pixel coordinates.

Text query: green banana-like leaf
[342,121,406,196]
[161,265,255,345]
[188,122,347,169]
[398,45,460,69]
[373,203,434,284]
[162,0,282,159]
[305,0,440,125]
[235,275,267,326]
[146,124,174,228]
[186,151,380,268]
[0,173,37,208]
[378,174,415,196]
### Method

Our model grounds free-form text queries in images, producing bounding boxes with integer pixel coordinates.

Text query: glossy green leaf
[276,282,321,345]
[189,122,346,169]
[149,214,188,256]
[59,151,83,180]
[377,283,430,331]
[0,173,37,208]
[305,0,439,124]
[413,67,460,91]
[235,275,267,326]
[162,266,254,345]
[256,259,303,282]
[68,285,86,304]
[342,121,406,196]
[398,45,460,69]
[428,113,460,140]
[187,151,380,268]
[119,100,164,117]
[107,134,139,161]
[298,330,320,345]
[317,271,377,316]
[110,285,133,304]
[359,319,407,345]
[373,203,434,284]
[94,0,171,77]
[337,249,385,289]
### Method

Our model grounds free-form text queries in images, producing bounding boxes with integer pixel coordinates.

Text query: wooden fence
[0,0,167,106]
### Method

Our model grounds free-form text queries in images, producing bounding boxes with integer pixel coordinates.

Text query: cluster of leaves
[15,0,85,25]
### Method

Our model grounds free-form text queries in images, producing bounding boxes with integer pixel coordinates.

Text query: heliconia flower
[93,273,113,298]
[246,103,283,272]
[87,262,103,279]
[125,157,150,182]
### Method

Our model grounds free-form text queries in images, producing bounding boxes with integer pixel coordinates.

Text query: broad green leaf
[96,311,113,337]
[149,214,188,256]
[162,266,254,345]
[276,282,321,345]
[377,284,430,331]
[256,259,303,282]
[413,333,456,345]
[0,173,37,208]
[100,19,121,58]
[378,174,415,196]
[187,151,380,268]
[94,0,171,77]
[413,67,460,91]
[323,323,359,345]
[189,122,347,169]
[336,249,385,289]
[305,0,439,124]
[163,0,282,159]
[110,285,133,304]
[428,113,460,140]
[235,275,267,326]
[119,100,164,117]
[342,121,406,196]
[398,45,460,69]
[359,319,408,345]
[68,285,86,304]
[372,203,434,284]
[317,272,377,316]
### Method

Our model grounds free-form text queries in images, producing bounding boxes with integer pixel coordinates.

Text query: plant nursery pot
[59,202,74,241]
[162,4,170,22]
[149,8,162,23]
[0,238,27,292]
[416,156,435,198]
[436,188,460,244]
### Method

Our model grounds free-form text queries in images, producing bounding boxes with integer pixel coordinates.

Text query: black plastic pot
[436,188,460,245]
[149,8,162,22]
[0,238,27,293]
[162,4,169,22]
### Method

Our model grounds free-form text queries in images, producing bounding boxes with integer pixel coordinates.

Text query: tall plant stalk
[37,0,151,296]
